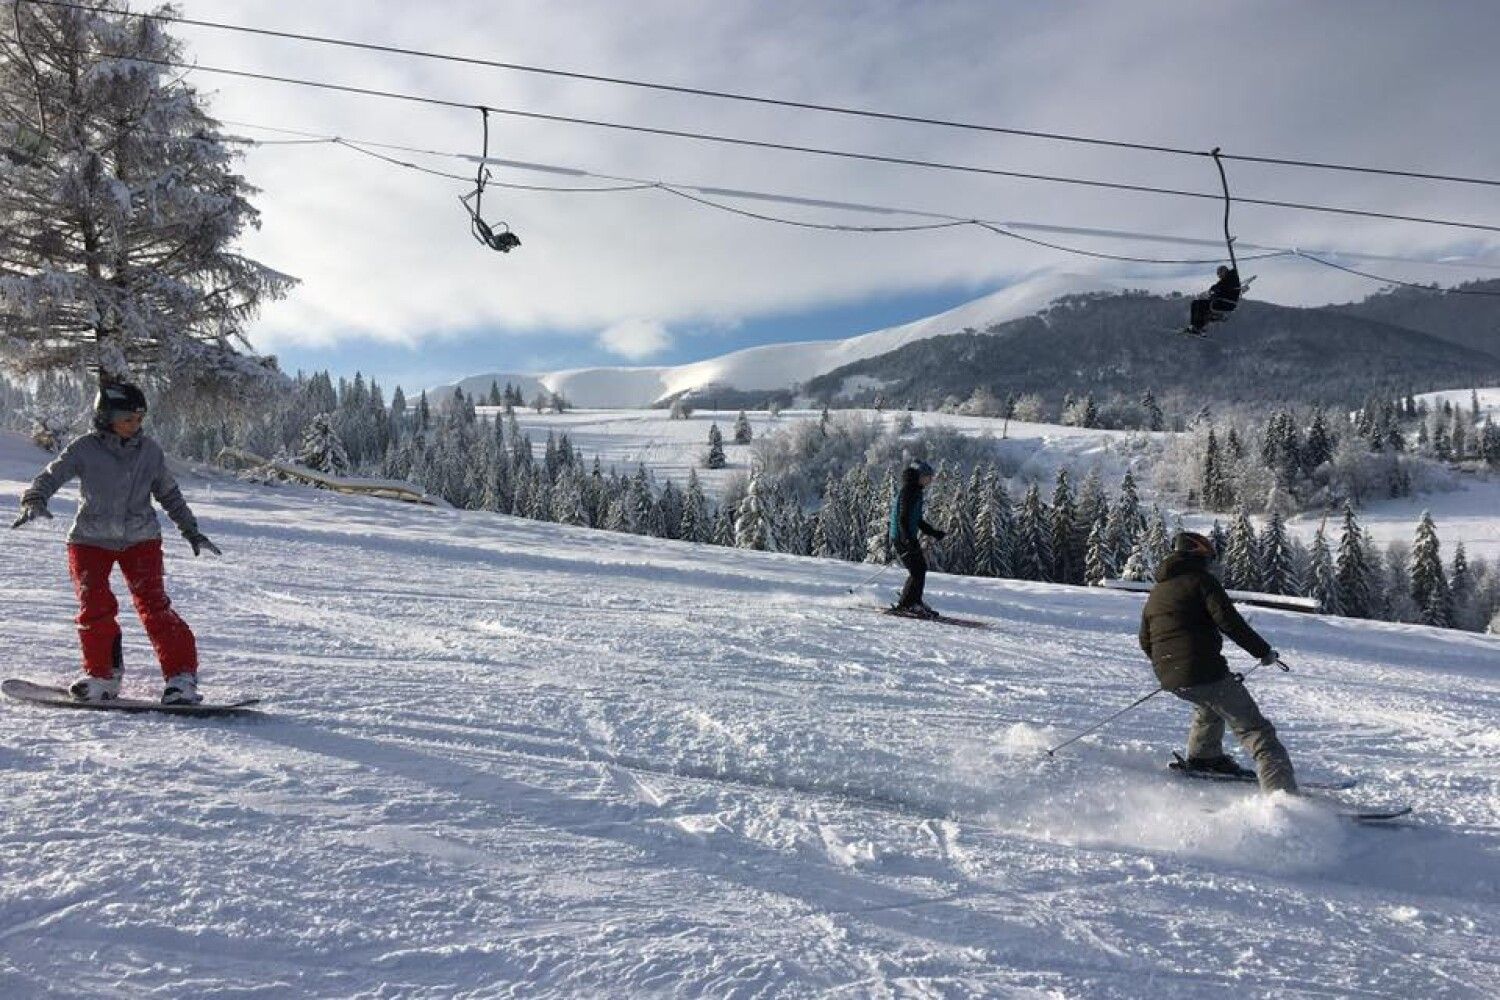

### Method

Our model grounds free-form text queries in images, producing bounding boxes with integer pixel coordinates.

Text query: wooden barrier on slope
[1100,578,1322,614]
[216,448,448,507]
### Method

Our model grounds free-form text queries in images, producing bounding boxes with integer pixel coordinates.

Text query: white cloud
[171,0,1500,360]
[597,318,672,360]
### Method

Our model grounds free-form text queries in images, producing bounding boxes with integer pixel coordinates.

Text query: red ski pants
[68,540,197,678]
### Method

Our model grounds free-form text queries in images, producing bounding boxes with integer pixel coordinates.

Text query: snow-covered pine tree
[934,465,977,575]
[1084,518,1110,585]
[627,465,654,535]
[679,469,709,542]
[1014,484,1053,582]
[1449,542,1474,628]
[1223,508,1260,591]
[1140,507,1170,578]
[1303,408,1335,474]
[734,470,776,551]
[864,469,895,564]
[0,1,292,390]
[810,474,843,560]
[705,423,727,469]
[1075,468,1107,545]
[1410,511,1452,627]
[1141,388,1164,432]
[297,414,350,476]
[733,410,753,445]
[1201,428,1229,510]
[552,471,589,527]
[1335,501,1373,618]
[1308,526,1341,615]
[1049,468,1079,584]
[1259,508,1296,595]
[1104,470,1144,571]
[974,467,1014,579]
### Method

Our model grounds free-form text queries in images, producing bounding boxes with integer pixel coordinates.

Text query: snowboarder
[1138,531,1298,793]
[888,459,946,618]
[11,382,219,705]
[1186,265,1241,336]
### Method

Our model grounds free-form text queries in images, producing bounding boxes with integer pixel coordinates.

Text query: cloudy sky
[168,0,1500,389]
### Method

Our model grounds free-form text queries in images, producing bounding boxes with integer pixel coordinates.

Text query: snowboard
[1168,754,1358,791]
[880,607,991,630]
[2,678,261,717]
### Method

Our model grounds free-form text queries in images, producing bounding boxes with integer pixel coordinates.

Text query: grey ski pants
[1173,675,1298,794]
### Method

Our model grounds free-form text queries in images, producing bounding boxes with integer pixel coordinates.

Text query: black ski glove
[931,528,948,541]
[186,531,221,557]
[11,501,51,529]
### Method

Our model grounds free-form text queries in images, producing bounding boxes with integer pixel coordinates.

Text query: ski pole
[1045,656,1291,758]
[1044,686,1163,757]
[847,557,894,593]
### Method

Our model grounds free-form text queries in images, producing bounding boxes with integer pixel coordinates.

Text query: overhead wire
[63,51,1500,237]
[220,119,1500,281]
[24,0,1500,190]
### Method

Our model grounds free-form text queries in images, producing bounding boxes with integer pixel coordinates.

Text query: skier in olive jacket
[1139,531,1297,793]
[888,459,946,618]
[12,382,219,705]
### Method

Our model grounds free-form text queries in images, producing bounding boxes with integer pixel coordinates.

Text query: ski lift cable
[67,51,1500,237]
[1291,250,1500,297]
[25,0,1500,190]
[223,119,1500,277]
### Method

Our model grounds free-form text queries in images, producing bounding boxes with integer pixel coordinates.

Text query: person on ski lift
[11,382,220,705]
[888,459,946,618]
[1187,265,1241,336]
[1138,531,1298,793]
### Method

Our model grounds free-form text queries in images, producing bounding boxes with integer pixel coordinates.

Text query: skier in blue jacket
[888,459,946,618]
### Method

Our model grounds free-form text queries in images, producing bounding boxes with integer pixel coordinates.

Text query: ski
[3,678,261,717]
[1169,755,1357,791]
[878,607,991,629]
[1337,805,1413,823]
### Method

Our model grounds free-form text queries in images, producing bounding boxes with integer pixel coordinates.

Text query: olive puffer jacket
[22,431,198,551]
[1138,552,1271,689]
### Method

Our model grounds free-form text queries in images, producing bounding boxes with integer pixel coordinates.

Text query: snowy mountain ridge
[435,272,1114,407]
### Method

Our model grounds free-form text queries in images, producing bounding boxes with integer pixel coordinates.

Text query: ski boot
[68,671,121,702]
[161,673,203,706]
[917,602,942,619]
[1171,752,1255,779]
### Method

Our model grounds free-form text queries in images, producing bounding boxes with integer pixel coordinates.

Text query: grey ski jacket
[22,432,199,550]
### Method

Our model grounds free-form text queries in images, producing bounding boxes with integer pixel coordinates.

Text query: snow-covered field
[1,431,1497,998]
[1416,386,1500,427]
[489,406,1145,499]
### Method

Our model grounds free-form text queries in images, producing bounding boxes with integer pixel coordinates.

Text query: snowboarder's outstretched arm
[14,441,82,526]
[1200,575,1271,661]
[147,442,218,556]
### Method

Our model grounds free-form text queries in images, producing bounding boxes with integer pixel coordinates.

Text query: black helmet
[908,459,934,478]
[1173,531,1216,559]
[93,381,148,431]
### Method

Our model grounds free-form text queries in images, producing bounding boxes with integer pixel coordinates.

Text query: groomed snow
[1,431,1496,998]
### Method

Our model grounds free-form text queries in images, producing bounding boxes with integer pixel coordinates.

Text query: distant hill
[433,278,1500,413]
[1334,279,1500,360]
[801,291,1500,412]
[431,273,1113,407]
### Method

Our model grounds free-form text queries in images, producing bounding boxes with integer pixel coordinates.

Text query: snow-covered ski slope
[440,273,1112,408]
[1,433,1496,998]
